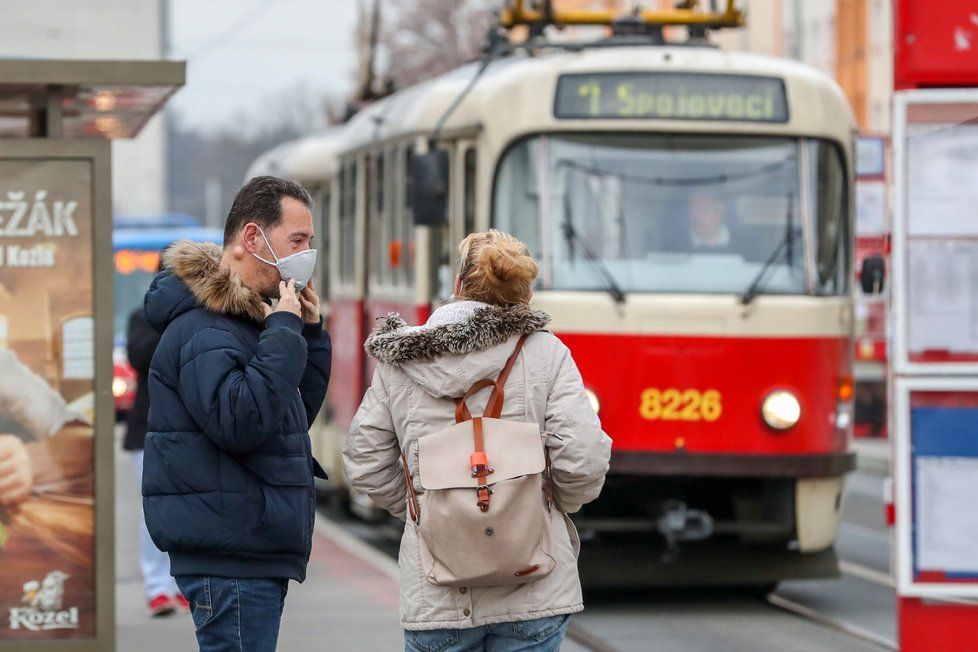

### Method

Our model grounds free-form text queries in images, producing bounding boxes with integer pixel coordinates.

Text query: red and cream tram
[248,4,857,585]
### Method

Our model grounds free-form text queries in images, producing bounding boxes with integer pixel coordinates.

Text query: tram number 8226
[639,388,723,422]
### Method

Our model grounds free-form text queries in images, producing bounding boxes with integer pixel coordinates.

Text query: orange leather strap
[454,335,529,422]
[543,446,555,511]
[472,417,492,512]
[484,335,528,419]
[451,335,531,513]
[400,451,421,525]
[455,379,497,423]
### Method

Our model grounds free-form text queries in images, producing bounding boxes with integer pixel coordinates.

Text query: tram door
[328,156,367,431]
[314,183,332,305]
[450,141,478,271]
[361,151,380,390]
[361,146,411,385]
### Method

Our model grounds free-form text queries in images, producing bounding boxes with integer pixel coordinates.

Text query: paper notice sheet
[908,239,978,356]
[915,456,978,573]
[907,122,978,238]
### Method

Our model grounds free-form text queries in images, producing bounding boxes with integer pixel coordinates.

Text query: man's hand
[0,435,33,506]
[272,279,302,319]
[299,280,321,325]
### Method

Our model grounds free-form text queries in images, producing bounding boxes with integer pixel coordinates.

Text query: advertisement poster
[0,159,96,640]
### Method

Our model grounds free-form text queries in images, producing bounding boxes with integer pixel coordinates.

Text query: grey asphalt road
[566,469,895,651]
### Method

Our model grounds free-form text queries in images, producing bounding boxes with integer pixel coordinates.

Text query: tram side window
[385,150,401,287]
[492,139,542,261]
[320,187,331,299]
[369,153,388,288]
[402,146,415,286]
[809,141,850,295]
[464,148,477,236]
[339,161,357,286]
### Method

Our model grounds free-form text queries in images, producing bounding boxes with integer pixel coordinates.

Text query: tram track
[564,622,619,652]
[839,559,893,587]
[765,593,897,650]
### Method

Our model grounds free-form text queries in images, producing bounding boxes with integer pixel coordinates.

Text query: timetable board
[893,91,978,373]
[894,378,978,597]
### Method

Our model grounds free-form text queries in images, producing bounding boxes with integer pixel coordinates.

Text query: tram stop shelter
[0,59,184,652]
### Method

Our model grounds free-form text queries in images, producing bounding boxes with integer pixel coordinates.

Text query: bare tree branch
[354,0,496,93]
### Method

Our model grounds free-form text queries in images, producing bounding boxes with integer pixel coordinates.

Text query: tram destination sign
[554,72,789,123]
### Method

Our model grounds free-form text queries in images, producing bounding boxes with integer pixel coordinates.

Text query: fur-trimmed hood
[365,301,550,399]
[145,240,268,332]
[366,301,550,365]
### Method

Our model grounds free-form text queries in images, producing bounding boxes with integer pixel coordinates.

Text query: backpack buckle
[476,484,494,512]
[470,452,494,478]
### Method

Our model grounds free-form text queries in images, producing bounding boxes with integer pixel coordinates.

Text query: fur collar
[162,240,268,325]
[365,301,550,366]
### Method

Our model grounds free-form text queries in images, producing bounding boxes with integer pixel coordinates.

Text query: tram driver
[685,189,739,252]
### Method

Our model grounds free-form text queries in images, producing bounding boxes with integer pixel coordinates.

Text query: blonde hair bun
[458,230,538,305]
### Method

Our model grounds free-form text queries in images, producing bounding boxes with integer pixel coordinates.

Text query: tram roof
[347,45,853,146]
[245,139,302,180]
[247,127,347,184]
[271,44,855,179]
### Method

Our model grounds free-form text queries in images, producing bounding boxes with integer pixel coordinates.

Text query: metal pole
[45,84,64,138]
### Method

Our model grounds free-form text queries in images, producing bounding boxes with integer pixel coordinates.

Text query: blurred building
[0,0,168,215]
[551,0,892,130]
[712,0,893,132]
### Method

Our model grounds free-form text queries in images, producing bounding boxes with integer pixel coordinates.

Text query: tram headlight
[585,388,600,415]
[761,390,801,431]
[112,376,128,398]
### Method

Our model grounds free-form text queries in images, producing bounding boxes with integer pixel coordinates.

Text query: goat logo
[9,571,78,631]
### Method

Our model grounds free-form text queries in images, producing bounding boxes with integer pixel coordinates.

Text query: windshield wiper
[561,191,626,305]
[741,192,797,305]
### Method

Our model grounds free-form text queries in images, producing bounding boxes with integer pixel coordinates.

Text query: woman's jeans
[405,614,570,652]
[175,575,289,652]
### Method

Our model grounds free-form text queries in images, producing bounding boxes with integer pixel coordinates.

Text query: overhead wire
[180,0,281,62]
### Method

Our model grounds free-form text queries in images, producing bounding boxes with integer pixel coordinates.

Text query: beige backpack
[400,335,557,588]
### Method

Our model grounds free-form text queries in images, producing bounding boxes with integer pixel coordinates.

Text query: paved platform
[114,442,403,651]
[851,437,890,477]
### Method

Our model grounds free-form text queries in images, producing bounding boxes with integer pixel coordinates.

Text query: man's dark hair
[223,176,313,245]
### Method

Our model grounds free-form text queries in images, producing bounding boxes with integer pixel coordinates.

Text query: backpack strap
[453,334,529,422]
[400,451,421,525]
[485,335,528,419]
[458,335,529,512]
[404,335,533,521]
[454,379,497,424]
[472,416,492,511]
[543,447,555,512]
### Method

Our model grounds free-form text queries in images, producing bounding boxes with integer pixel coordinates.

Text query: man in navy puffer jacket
[142,176,331,651]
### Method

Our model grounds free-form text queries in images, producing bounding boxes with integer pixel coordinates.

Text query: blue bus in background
[112,213,222,416]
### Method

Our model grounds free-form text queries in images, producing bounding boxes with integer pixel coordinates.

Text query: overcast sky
[167,0,359,132]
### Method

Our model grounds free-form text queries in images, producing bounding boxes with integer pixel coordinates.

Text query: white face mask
[253,226,317,291]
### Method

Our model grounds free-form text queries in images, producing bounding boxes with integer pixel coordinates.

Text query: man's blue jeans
[404,614,570,652]
[175,576,288,651]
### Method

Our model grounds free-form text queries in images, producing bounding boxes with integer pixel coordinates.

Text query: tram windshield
[493,134,849,296]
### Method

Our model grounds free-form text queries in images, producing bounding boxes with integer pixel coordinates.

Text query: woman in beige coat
[344,230,612,651]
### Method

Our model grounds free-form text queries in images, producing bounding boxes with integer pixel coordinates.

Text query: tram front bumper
[608,450,856,478]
